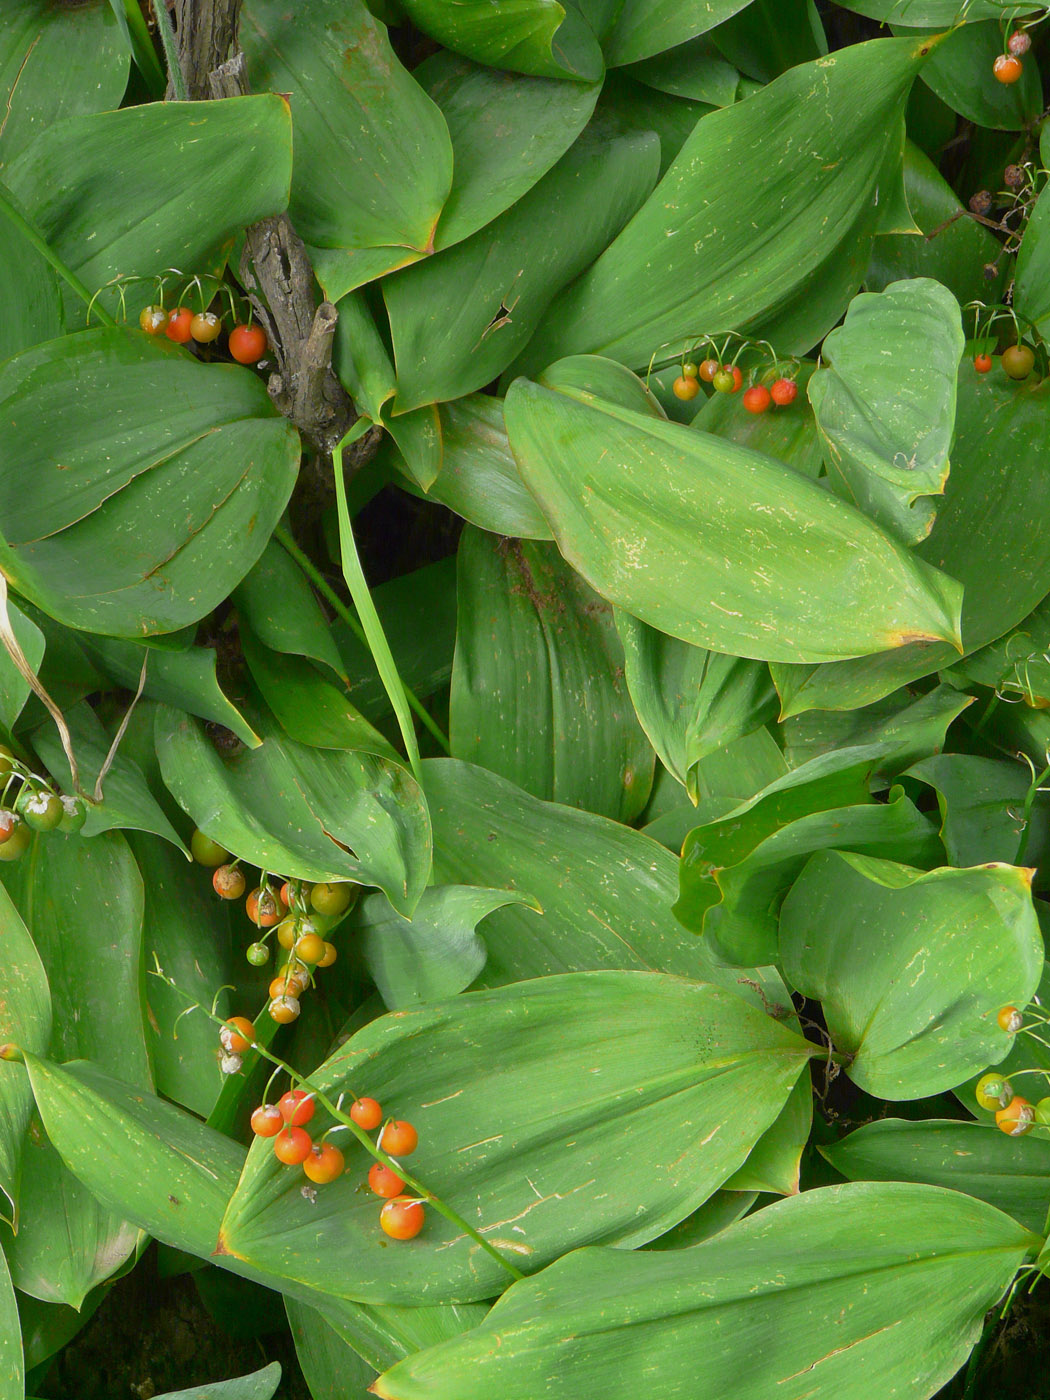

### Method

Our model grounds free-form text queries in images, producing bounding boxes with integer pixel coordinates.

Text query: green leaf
[708,0,827,82]
[866,142,1008,308]
[217,972,814,1303]
[0,0,129,166]
[356,885,540,1008]
[0,598,42,732]
[641,1190,757,1249]
[822,1119,1050,1235]
[5,97,292,321]
[384,122,659,411]
[780,852,1044,1098]
[129,833,236,1119]
[3,832,148,1307]
[286,1300,376,1399]
[512,36,929,373]
[418,51,600,250]
[906,754,1042,868]
[307,1293,489,1376]
[388,396,553,542]
[1014,181,1050,339]
[33,702,188,852]
[0,328,299,637]
[242,635,399,760]
[722,1075,811,1196]
[840,0,1039,18]
[604,0,752,67]
[332,291,396,422]
[22,1056,243,1261]
[149,1364,283,1400]
[0,188,61,362]
[371,1182,1037,1400]
[809,278,964,543]
[615,611,777,797]
[594,72,713,178]
[681,785,941,968]
[625,37,742,104]
[241,0,451,256]
[0,883,50,1228]
[504,379,964,664]
[895,20,1042,131]
[771,372,1050,716]
[394,0,604,82]
[155,707,431,916]
[450,529,654,822]
[425,756,775,990]
[0,1251,21,1400]
[944,593,1050,700]
[232,542,346,679]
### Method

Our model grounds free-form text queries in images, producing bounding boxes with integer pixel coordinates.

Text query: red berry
[697,358,719,383]
[229,323,268,365]
[0,810,14,846]
[770,378,798,406]
[974,353,993,374]
[278,1089,316,1126]
[165,307,194,343]
[672,375,700,401]
[380,1196,425,1240]
[212,864,246,900]
[1008,30,1031,57]
[993,54,1023,84]
[246,886,285,928]
[350,1097,383,1130]
[303,1142,345,1184]
[379,1120,418,1156]
[273,1125,312,1165]
[368,1162,406,1198]
[742,385,771,414]
[220,1016,255,1055]
[251,1104,283,1137]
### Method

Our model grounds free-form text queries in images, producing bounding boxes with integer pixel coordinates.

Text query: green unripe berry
[17,789,63,831]
[246,942,270,967]
[58,795,87,833]
[310,881,357,917]
[975,1073,1014,1111]
[0,746,14,778]
[190,828,229,866]
[712,368,735,393]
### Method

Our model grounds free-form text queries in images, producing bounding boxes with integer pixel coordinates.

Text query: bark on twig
[167,0,244,100]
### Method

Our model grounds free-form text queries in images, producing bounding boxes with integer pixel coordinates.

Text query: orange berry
[229,323,268,364]
[250,1104,283,1137]
[165,307,194,343]
[993,53,1023,84]
[268,995,300,1024]
[270,973,307,1000]
[247,887,285,928]
[278,1089,316,1126]
[212,864,245,900]
[303,1142,345,1184]
[698,358,719,382]
[672,375,700,401]
[380,1196,425,1240]
[997,1005,1024,1033]
[379,1120,418,1156]
[294,932,326,965]
[996,1096,1034,1136]
[770,378,798,406]
[139,305,167,334]
[368,1162,405,1198]
[220,1016,255,1055]
[318,942,337,968]
[273,1125,312,1164]
[742,384,771,414]
[350,1097,383,1130]
[190,311,222,343]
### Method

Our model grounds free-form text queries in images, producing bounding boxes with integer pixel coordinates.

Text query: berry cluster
[974,342,1036,379]
[973,1003,1050,1136]
[139,304,267,364]
[191,830,357,1025]
[967,299,1043,383]
[665,334,798,414]
[0,744,86,863]
[250,1086,426,1239]
[993,26,1031,84]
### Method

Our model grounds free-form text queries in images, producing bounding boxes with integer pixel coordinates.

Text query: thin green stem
[272,523,450,757]
[0,186,117,326]
[1015,760,1050,865]
[152,962,525,1283]
[153,0,188,101]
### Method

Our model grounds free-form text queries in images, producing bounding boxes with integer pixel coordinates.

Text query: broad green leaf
[866,142,1008,308]
[0,188,61,362]
[149,1365,283,1400]
[0,1252,20,1400]
[233,542,345,679]
[595,71,713,177]
[906,754,1043,868]
[615,612,776,797]
[840,0,1039,18]
[450,529,654,821]
[3,832,148,1307]
[780,682,973,776]
[374,1183,1036,1400]
[355,885,537,1010]
[241,0,451,256]
[16,1286,103,1374]
[644,727,789,846]
[217,973,815,1303]
[780,852,1044,1098]
[425,756,772,989]
[708,0,827,82]
[604,0,752,67]
[33,702,187,852]
[129,833,235,1119]
[242,636,398,760]
[0,329,299,637]
[0,1,128,167]
[332,291,396,422]
[385,123,659,411]
[536,352,666,417]
[642,1190,757,1249]
[689,361,823,479]
[504,380,964,664]
[822,1119,1050,1234]
[388,396,553,541]
[155,707,431,916]
[0,883,50,1227]
[772,372,1050,716]
[1014,181,1050,338]
[809,278,964,543]
[896,20,1042,131]
[0,598,42,732]
[286,1300,376,1399]
[721,1074,811,1195]
[308,1293,490,1376]
[395,0,604,81]
[22,1057,243,1262]
[681,786,940,967]
[513,37,930,373]
[625,37,742,104]
[419,51,600,250]
[5,98,292,321]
